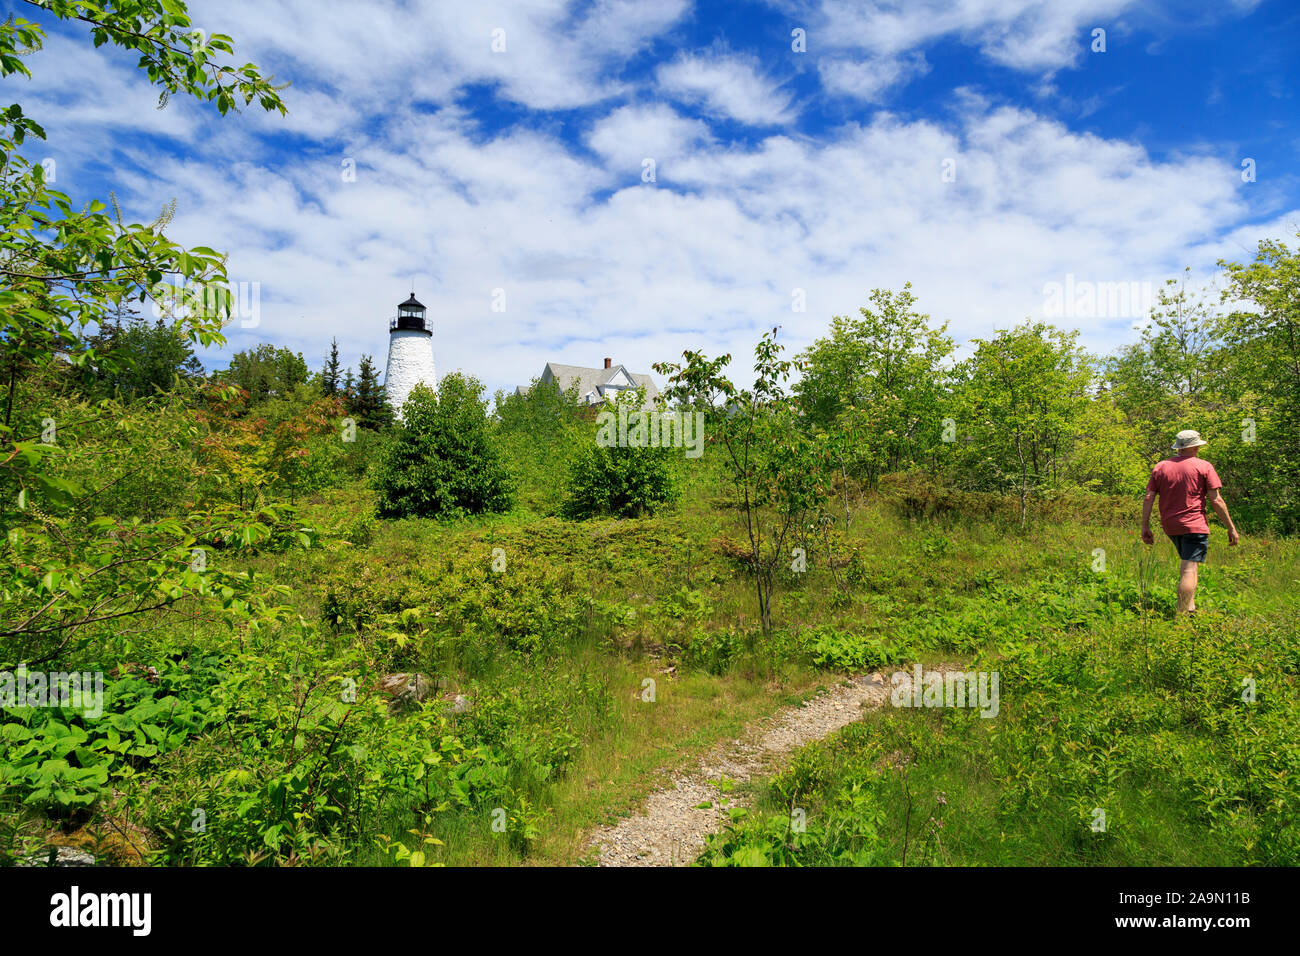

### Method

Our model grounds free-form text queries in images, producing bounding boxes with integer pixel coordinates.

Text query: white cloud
[181,0,689,114]
[115,94,1288,397]
[780,0,1133,73]
[16,0,1296,400]
[586,103,712,173]
[818,52,929,103]
[657,53,795,125]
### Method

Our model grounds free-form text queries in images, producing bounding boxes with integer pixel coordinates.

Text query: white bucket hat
[1172,429,1209,450]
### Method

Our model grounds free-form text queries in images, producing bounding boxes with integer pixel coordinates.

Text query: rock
[451,695,473,714]
[20,846,97,867]
[376,673,434,713]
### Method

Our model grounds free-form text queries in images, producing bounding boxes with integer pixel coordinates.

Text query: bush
[0,655,226,820]
[372,375,513,519]
[800,624,902,671]
[681,627,746,675]
[561,398,680,519]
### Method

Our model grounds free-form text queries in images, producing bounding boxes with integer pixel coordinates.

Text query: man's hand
[1141,488,1157,546]
[1208,489,1237,546]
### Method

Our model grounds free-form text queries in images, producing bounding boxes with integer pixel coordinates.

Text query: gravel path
[585,671,902,866]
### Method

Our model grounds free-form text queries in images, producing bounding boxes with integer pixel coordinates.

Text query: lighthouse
[384,293,438,417]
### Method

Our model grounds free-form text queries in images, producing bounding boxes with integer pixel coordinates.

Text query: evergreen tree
[349,354,392,429]
[321,337,342,396]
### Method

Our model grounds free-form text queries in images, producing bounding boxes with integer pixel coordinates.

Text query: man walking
[1141,429,1239,614]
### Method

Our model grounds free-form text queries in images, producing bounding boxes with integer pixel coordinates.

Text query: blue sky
[8,0,1299,396]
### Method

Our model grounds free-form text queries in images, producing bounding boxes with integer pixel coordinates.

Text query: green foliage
[561,391,680,519]
[320,552,589,667]
[140,631,477,865]
[656,328,825,635]
[0,0,295,672]
[1105,271,1225,466]
[373,375,512,520]
[346,353,391,430]
[1,0,286,430]
[1215,237,1300,533]
[493,378,587,516]
[697,533,1300,867]
[0,655,225,816]
[219,344,309,403]
[800,624,905,671]
[949,322,1094,525]
[320,337,342,397]
[75,306,206,400]
[681,626,747,676]
[3,6,1299,869]
[795,284,955,484]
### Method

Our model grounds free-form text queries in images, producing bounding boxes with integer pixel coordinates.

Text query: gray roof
[529,362,660,405]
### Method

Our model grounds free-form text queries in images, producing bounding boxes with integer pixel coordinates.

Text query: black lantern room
[391,293,431,334]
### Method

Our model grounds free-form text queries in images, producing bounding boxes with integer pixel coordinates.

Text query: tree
[561,388,679,519]
[494,377,587,515]
[795,285,954,484]
[1,2,288,412]
[349,353,391,430]
[656,328,821,636]
[1216,235,1300,532]
[195,385,342,507]
[320,337,342,396]
[1105,270,1225,466]
[951,322,1092,526]
[220,344,309,404]
[77,306,207,399]
[372,375,512,519]
[0,0,292,664]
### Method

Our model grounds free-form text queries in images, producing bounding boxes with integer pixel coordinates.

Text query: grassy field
[693,521,1299,866]
[5,455,1295,868]
[280,468,1299,866]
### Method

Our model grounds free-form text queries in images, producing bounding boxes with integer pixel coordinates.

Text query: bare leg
[1177,560,1199,614]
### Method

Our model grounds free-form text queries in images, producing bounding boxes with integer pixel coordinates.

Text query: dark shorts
[1168,533,1209,563]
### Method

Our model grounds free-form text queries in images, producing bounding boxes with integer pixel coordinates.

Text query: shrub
[682,627,747,675]
[800,624,901,671]
[561,396,680,519]
[372,375,513,519]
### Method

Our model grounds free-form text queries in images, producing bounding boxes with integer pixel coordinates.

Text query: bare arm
[1208,488,1239,545]
[1141,490,1156,544]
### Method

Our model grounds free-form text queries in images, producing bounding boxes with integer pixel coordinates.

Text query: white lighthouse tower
[384,293,438,417]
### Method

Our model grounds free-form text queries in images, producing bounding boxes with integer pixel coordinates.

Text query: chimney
[604,357,612,369]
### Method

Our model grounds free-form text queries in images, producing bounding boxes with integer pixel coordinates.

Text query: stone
[376,672,434,713]
[20,846,97,867]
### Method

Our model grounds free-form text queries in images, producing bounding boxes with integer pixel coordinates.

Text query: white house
[517,358,660,407]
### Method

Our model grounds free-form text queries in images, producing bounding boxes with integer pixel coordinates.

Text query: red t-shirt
[1146,455,1222,535]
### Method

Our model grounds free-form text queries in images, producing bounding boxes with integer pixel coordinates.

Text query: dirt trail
[585,671,903,866]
